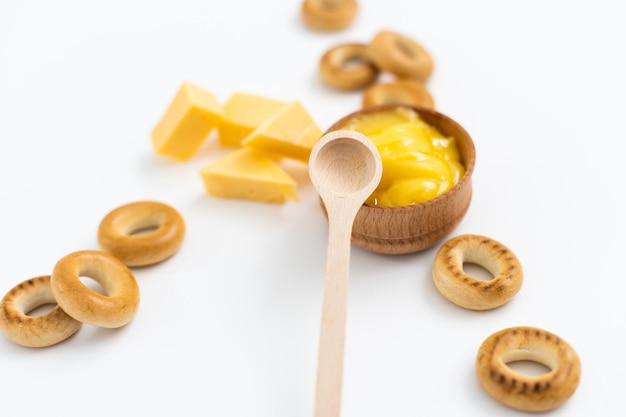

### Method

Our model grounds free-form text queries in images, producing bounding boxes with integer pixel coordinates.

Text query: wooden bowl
[322,104,476,254]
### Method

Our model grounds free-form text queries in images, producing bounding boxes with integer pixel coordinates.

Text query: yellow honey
[341,107,465,206]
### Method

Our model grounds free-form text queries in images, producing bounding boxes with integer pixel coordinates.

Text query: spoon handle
[314,212,356,417]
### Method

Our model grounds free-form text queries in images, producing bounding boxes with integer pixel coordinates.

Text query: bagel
[301,0,358,32]
[0,275,82,347]
[51,250,140,328]
[476,326,582,412]
[362,78,435,109]
[97,201,185,267]
[432,234,523,310]
[367,30,434,81]
[319,43,380,91]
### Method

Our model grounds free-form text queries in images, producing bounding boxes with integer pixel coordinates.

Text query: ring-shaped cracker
[367,30,434,81]
[0,275,82,347]
[362,78,434,109]
[51,250,140,328]
[98,201,185,267]
[476,326,581,412]
[319,43,380,91]
[301,0,358,32]
[432,234,523,310]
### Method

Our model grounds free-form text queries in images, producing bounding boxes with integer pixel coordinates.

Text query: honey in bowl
[323,104,476,255]
[340,106,465,207]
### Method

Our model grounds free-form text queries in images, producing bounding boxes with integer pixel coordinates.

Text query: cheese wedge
[217,92,288,147]
[241,101,323,162]
[151,81,223,161]
[199,148,299,203]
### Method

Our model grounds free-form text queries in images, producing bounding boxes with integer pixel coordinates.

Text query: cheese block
[151,81,223,161]
[217,92,288,147]
[241,101,323,162]
[199,148,299,203]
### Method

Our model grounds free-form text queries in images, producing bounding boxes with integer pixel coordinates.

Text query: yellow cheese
[151,81,223,161]
[217,92,288,147]
[241,101,323,162]
[199,148,299,203]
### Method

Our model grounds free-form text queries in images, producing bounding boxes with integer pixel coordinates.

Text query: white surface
[0,1,624,415]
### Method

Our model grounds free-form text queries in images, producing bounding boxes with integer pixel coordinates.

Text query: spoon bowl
[310,130,382,205]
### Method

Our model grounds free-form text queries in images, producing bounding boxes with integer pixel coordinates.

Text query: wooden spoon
[308,129,383,417]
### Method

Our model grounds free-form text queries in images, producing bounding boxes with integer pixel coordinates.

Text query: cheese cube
[241,101,323,162]
[151,81,223,161]
[199,148,299,203]
[217,92,288,147]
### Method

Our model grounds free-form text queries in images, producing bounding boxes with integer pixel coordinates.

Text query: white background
[1,1,624,416]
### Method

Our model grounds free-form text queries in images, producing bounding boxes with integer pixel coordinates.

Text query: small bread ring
[0,275,82,347]
[362,78,435,109]
[319,43,380,91]
[51,250,140,328]
[97,201,185,267]
[432,234,523,310]
[367,30,434,81]
[301,0,358,32]
[476,326,582,412]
